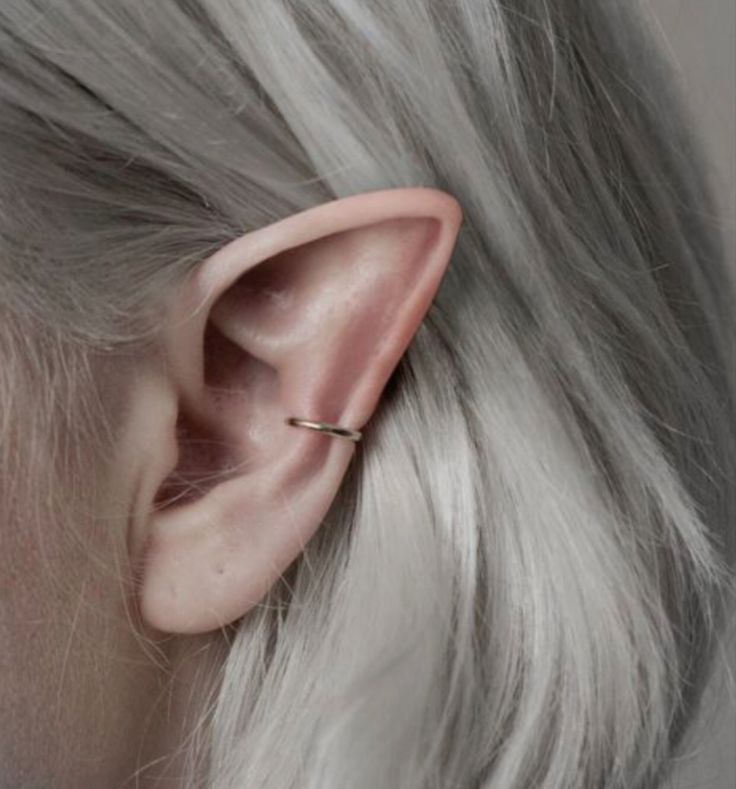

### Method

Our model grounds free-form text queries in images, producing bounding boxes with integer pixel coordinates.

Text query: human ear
[133,187,462,634]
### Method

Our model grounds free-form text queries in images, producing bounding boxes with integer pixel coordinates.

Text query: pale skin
[0,187,462,787]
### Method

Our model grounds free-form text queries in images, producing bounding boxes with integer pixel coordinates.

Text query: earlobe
[135,187,462,635]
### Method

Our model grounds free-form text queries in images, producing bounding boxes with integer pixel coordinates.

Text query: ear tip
[446,194,464,229]
[419,187,464,231]
[367,186,463,228]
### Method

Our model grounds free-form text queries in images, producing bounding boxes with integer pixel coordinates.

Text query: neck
[134,631,228,789]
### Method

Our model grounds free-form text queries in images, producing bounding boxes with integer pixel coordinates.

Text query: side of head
[0,2,733,788]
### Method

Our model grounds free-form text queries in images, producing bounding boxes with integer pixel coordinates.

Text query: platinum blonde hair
[1,1,734,787]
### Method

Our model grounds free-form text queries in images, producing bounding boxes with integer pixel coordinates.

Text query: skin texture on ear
[133,187,462,634]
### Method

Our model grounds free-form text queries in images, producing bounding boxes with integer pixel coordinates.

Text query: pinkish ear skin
[126,187,462,634]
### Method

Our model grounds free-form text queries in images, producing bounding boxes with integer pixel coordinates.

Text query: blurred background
[647,2,735,787]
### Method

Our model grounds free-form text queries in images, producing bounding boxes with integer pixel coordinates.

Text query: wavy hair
[0,1,734,787]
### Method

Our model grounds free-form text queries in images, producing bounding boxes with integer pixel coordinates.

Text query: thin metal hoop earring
[285,417,363,442]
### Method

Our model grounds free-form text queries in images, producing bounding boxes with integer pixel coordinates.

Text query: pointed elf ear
[131,187,462,634]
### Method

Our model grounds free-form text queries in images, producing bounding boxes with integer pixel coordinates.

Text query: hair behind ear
[0,0,733,787]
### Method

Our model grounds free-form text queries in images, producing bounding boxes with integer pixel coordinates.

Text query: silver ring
[285,417,362,442]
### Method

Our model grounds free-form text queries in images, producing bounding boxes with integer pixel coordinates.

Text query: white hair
[0,1,733,787]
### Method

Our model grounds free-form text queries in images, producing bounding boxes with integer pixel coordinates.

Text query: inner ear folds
[205,216,447,430]
[151,239,334,521]
[153,321,261,512]
[200,315,280,479]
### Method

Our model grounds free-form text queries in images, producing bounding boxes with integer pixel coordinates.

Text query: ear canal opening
[153,318,276,513]
[152,405,231,511]
[153,320,246,512]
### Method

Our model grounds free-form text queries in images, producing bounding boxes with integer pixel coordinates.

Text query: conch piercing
[285,417,362,442]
